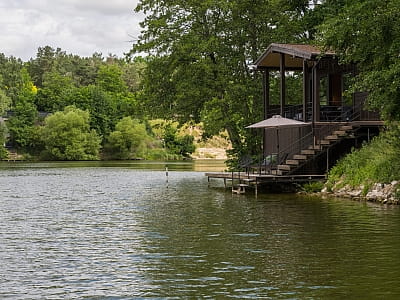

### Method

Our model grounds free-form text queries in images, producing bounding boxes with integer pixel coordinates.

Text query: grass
[301,181,325,193]
[326,125,400,191]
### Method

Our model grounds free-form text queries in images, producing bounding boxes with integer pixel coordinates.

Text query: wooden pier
[205,172,326,194]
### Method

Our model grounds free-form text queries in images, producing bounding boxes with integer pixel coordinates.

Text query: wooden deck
[206,172,326,194]
[206,172,326,182]
[315,120,384,126]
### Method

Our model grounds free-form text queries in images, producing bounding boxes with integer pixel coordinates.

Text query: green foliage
[0,89,11,116]
[35,70,76,112]
[302,181,325,193]
[7,103,37,150]
[132,0,323,158]
[0,53,25,103]
[96,65,128,94]
[319,0,400,121]
[27,46,104,87]
[327,126,400,188]
[163,124,195,158]
[41,106,101,160]
[0,46,147,159]
[0,123,8,160]
[7,69,38,150]
[105,117,152,160]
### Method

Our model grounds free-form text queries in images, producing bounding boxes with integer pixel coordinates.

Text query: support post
[326,148,329,173]
[312,62,320,123]
[263,69,270,158]
[303,60,308,122]
[263,69,270,119]
[280,53,286,116]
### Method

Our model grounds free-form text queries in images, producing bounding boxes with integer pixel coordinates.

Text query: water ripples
[1,165,400,298]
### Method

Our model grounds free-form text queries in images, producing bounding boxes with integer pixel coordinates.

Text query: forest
[1,0,400,174]
[0,49,197,160]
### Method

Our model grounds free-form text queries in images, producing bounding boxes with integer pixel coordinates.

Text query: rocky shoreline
[320,181,400,205]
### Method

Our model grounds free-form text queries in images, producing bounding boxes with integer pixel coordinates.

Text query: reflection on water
[0,159,227,172]
[0,161,400,298]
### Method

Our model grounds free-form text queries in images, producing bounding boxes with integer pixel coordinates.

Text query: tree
[96,65,128,94]
[163,124,195,157]
[319,0,400,120]
[0,89,11,116]
[105,117,151,159]
[34,70,76,112]
[0,53,25,104]
[132,0,320,157]
[27,46,104,88]
[7,68,38,150]
[0,123,8,159]
[0,84,11,159]
[41,106,101,160]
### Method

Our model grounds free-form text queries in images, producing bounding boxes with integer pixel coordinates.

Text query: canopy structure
[246,115,309,129]
[254,43,335,70]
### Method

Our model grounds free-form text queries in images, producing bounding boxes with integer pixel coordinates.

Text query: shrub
[41,106,101,160]
[302,181,325,193]
[105,117,152,160]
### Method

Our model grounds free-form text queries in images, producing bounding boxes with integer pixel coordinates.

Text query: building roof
[254,43,336,69]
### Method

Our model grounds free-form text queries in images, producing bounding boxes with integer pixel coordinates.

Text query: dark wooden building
[251,43,383,175]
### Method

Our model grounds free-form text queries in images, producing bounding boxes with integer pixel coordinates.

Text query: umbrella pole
[276,128,279,163]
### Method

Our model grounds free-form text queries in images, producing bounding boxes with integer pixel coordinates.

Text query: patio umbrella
[246,115,310,162]
[246,114,308,129]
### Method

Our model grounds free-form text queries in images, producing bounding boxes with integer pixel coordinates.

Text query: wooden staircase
[273,124,355,176]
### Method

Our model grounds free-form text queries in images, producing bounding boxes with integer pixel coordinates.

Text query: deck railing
[246,97,381,175]
[256,99,371,175]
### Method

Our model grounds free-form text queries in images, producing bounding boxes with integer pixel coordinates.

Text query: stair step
[293,154,307,160]
[301,149,316,155]
[340,125,353,131]
[286,159,299,166]
[319,140,331,145]
[308,145,322,150]
[277,164,291,171]
[325,135,339,140]
[271,170,284,176]
[332,130,347,136]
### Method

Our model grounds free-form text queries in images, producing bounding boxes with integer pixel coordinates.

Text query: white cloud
[70,0,136,16]
[0,0,144,61]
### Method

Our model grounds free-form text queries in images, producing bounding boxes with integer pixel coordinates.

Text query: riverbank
[319,181,400,204]
[320,126,400,204]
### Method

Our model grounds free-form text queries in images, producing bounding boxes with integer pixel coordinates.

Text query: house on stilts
[206,43,384,193]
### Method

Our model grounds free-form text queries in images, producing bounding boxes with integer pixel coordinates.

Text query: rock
[366,189,385,201]
[348,190,362,197]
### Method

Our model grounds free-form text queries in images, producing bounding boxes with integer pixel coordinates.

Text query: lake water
[1,160,400,299]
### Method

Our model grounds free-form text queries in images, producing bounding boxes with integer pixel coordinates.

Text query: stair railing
[272,101,365,175]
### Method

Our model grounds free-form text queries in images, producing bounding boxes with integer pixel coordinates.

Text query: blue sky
[0,0,144,61]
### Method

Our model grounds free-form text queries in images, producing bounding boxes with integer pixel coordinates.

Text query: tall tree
[0,53,25,104]
[319,0,400,120]
[6,68,38,150]
[132,0,319,155]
